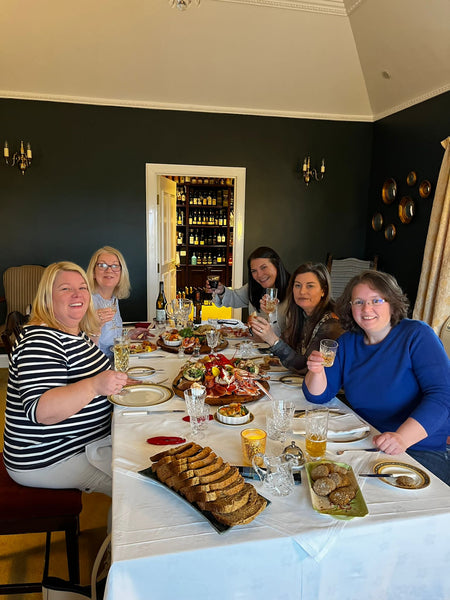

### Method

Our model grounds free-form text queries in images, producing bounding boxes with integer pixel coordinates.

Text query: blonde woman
[86,246,131,358]
[3,261,127,495]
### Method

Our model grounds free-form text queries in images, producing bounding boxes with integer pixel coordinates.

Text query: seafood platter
[172,353,269,406]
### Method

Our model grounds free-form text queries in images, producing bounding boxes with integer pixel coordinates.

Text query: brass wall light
[3,140,32,174]
[301,156,325,186]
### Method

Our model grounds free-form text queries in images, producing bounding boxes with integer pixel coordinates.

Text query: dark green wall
[0,99,372,321]
[366,91,450,307]
[1,92,448,321]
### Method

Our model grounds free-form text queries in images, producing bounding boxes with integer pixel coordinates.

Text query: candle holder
[3,140,32,175]
[301,156,325,186]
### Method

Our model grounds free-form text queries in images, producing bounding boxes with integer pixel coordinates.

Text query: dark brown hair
[336,270,409,333]
[247,246,290,308]
[283,263,334,349]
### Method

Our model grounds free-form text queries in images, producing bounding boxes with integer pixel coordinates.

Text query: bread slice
[156,451,220,480]
[181,466,241,497]
[150,442,196,463]
[184,475,246,504]
[197,482,255,513]
[213,495,267,526]
[165,461,232,492]
[153,445,208,469]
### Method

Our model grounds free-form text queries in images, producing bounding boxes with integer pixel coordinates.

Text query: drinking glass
[241,428,267,466]
[206,327,220,355]
[320,339,339,367]
[113,334,130,372]
[207,274,220,290]
[264,288,278,317]
[305,408,329,461]
[271,399,295,443]
[184,386,207,438]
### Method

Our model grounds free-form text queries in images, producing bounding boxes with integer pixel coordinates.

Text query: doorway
[146,164,246,321]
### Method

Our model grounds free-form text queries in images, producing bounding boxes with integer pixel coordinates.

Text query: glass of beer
[320,339,339,367]
[113,334,130,372]
[305,408,329,461]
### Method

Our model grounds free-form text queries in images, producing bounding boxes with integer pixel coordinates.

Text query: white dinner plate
[109,384,173,407]
[127,366,156,380]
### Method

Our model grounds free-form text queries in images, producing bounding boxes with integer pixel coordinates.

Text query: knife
[237,465,302,483]
[359,473,407,478]
[121,409,185,416]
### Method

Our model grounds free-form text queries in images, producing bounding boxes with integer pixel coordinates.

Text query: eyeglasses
[350,298,386,307]
[96,262,121,272]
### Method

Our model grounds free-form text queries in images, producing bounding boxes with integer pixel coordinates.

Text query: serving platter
[129,341,158,355]
[157,338,228,355]
[172,377,270,406]
[109,384,173,407]
[138,466,269,533]
[373,461,430,489]
[305,460,368,520]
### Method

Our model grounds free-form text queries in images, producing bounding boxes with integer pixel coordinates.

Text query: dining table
[105,331,450,600]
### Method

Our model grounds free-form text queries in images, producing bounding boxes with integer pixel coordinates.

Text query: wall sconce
[3,140,32,175]
[302,156,325,186]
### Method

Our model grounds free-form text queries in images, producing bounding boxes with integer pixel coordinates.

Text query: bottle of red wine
[155,282,167,323]
[194,291,202,325]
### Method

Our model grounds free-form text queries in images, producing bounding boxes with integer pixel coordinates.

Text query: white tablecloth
[106,342,450,600]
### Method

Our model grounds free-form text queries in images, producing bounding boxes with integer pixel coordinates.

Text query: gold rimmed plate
[373,461,430,489]
[279,375,304,387]
[109,384,173,407]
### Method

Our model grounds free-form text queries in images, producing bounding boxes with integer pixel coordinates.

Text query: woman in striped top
[3,262,128,496]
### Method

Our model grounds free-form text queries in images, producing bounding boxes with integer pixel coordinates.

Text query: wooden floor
[0,368,111,600]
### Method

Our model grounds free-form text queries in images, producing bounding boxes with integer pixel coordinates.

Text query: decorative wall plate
[384,224,396,241]
[382,178,397,204]
[399,197,415,224]
[419,180,432,198]
[406,171,417,186]
[371,212,384,232]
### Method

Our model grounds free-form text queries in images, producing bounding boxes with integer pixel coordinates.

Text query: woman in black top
[253,263,343,374]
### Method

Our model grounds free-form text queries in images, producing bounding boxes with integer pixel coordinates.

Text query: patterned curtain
[413,137,450,334]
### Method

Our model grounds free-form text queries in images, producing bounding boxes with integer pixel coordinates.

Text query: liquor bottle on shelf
[191,251,197,266]
[194,290,202,325]
[194,231,199,245]
[189,230,194,245]
[156,282,167,323]
[228,254,233,266]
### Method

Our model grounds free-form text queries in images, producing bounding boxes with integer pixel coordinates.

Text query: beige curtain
[413,137,450,334]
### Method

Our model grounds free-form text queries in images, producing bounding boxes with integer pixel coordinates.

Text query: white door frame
[145,164,246,321]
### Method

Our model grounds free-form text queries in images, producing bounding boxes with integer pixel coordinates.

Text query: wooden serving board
[172,375,270,406]
[157,338,228,355]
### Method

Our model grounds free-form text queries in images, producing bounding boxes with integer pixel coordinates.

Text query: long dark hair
[247,247,290,309]
[282,263,335,349]
[336,270,409,333]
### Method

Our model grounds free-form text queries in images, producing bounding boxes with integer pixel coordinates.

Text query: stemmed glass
[206,327,220,355]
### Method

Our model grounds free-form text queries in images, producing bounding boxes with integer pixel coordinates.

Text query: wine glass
[206,327,220,355]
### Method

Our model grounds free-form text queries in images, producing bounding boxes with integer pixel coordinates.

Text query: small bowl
[163,337,182,347]
[216,404,250,425]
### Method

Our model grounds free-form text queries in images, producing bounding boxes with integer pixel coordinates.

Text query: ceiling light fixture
[169,0,200,10]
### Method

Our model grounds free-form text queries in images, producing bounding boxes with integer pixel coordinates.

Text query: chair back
[326,254,378,301]
[3,264,45,316]
[1,311,28,354]
[439,316,450,359]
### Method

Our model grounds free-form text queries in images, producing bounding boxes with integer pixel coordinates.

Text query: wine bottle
[194,291,202,325]
[156,282,167,323]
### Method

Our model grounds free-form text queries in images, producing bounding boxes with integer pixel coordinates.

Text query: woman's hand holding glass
[205,279,225,296]
[260,289,278,316]
[251,316,278,346]
[92,369,128,396]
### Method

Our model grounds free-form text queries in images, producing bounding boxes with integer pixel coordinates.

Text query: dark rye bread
[154,445,212,469]
[197,482,255,514]
[183,473,245,504]
[150,442,197,463]
[165,462,231,491]
[155,451,219,480]
[180,466,241,497]
[213,495,267,526]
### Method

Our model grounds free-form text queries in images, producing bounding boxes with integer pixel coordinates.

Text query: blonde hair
[28,262,100,334]
[86,246,131,299]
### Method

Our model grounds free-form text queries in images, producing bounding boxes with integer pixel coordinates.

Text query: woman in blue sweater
[303,270,450,485]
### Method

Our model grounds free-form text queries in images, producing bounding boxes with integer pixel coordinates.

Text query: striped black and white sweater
[3,325,111,471]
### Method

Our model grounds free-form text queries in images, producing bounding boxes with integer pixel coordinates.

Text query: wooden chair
[439,316,450,360]
[0,265,45,349]
[0,453,82,595]
[326,253,378,300]
[1,311,28,355]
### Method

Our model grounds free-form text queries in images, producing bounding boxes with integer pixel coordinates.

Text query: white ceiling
[1,0,449,122]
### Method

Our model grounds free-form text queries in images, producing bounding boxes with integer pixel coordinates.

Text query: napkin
[293,413,369,437]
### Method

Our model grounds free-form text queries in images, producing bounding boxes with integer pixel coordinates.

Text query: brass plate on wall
[382,178,397,204]
[384,224,396,241]
[406,171,417,186]
[371,212,384,232]
[399,197,415,224]
[419,180,432,198]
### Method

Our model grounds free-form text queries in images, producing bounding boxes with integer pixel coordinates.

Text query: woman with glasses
[303,270,450,484]
[86,246,131,358]
[251,263,343,374]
